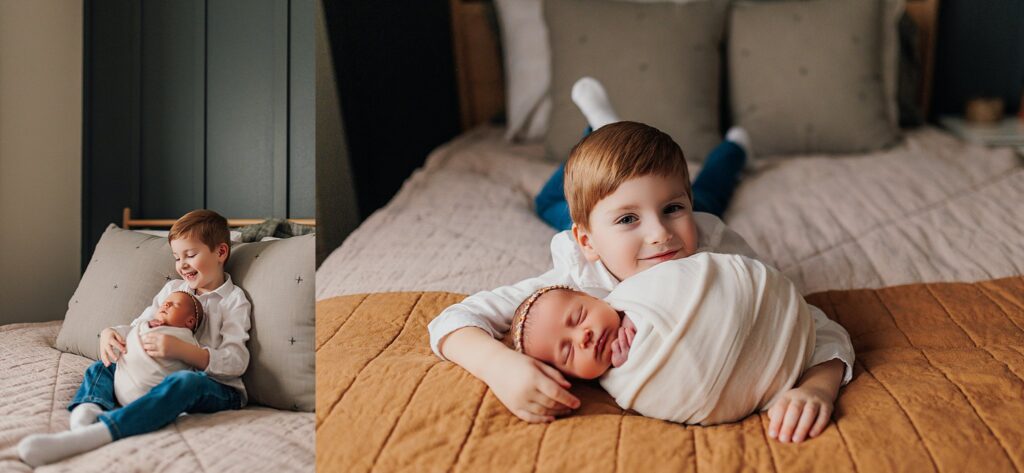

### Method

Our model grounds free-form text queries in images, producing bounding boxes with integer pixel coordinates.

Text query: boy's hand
[99,328,126,367]
[141,332,185,360]
[484,349,581,424]
[767,386,834,443]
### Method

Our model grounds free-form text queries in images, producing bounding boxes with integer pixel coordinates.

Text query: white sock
[571,77,620,131]
[69,403,103,431]
[725,126,755,167]
[18,422,113,467]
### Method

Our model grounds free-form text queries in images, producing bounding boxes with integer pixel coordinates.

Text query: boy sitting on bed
[428,118,854,443]
[19,209,252,467]
[511,251,817,427]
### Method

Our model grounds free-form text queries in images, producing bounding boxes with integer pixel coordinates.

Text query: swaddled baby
[113,291,203,405]
[512,252,815,425]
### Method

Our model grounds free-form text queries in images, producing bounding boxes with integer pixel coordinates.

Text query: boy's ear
[215,242,229,262]
[572,223,601,263]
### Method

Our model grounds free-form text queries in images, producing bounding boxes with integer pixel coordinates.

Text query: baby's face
[149,292,198,330]
[523,290,621,379]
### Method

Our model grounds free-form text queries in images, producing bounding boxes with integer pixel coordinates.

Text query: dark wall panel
[83,0,139,272]
[206,0,288,218]
[140,0,205,217]
[290,0,316,218]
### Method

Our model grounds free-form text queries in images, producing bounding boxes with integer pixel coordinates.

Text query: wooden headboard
[121,207,315,229]
[448,0,940,131]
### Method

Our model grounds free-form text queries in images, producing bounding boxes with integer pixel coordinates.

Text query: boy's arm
[807,306,855,384]
[201,294,252,377]
[429,267,569,359]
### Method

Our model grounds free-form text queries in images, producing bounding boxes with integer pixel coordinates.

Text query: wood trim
[905,0,939,118]
[449,0,504,131]
[122,207,315,229]
[448,0,940,129]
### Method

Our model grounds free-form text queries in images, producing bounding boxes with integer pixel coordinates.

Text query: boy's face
[170,237,228,293]
[149,292,197,330]
[573,174,699,281]
[523,290,621,380]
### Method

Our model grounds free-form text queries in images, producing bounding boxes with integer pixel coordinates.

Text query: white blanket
[113,324,199,406]
[599,253,815,425]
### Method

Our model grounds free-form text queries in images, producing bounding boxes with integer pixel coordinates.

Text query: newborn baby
[113,291,204,405]
[513,252,815,425]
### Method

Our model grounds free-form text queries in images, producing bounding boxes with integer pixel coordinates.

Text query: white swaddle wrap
[113,323,199,405]
[599,253,815,425]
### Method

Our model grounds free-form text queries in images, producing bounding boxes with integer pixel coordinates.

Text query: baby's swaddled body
[113,323,199,405]
[600,252,815,425]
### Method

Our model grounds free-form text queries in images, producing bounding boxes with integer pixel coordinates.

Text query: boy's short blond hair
[169,209,231,262]
[564,121,691,230]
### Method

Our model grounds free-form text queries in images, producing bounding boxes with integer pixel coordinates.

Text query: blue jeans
[534,133,747,231]
[69,360,242,440]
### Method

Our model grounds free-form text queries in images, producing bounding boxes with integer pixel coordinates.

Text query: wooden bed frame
[121,207,315,229]
[448,0,940,131]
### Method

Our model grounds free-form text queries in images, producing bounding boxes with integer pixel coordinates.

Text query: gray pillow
[729,0,900,155]
[229,234,315,412]
[56,225,178,361]
[544,0,722,163]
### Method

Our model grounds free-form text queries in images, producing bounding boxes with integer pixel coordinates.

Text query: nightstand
[939,115,1024,158]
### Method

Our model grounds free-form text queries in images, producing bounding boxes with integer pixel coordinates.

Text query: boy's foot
[725,126,756,169]
[69,403,103,430]
[571,77,620,131]
[18,423,113,467]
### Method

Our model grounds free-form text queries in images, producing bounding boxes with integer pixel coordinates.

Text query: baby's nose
[578,328,592,348]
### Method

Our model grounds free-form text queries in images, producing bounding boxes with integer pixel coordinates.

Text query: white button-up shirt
[428,212,855,384]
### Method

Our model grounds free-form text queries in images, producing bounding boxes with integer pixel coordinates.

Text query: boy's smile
[573,174,699,281]
[170,237,228,294]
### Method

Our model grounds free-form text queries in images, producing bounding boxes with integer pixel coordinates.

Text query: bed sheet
[317,125,1024,299]
[0,321,313,473]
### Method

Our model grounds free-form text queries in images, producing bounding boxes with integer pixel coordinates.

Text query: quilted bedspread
[317,126,1024,300]
[0,321,313,472]
[316,277,1024,472]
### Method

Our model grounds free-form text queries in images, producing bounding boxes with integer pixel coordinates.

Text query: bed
[1,217,315,473]
[316,0,1024,471]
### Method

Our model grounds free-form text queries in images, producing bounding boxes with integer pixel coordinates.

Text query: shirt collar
[195,273,234,299]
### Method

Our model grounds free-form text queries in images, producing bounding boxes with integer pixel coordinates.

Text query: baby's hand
[610,315,637,368]
[767,386,834,443]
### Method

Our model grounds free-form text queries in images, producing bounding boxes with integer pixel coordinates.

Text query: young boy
[18,209,252,467]
[428,121,854,443]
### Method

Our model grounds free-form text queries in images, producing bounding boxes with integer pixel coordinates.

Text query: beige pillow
[544,0,722,162]
[56,225,179,361]
[729,0,900,155]
[229,234,315,412]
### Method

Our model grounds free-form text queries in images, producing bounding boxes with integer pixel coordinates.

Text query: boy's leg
[534,163,573,232]
[98,370,241,440]
[691,139,747,218]
[68,361,118,412]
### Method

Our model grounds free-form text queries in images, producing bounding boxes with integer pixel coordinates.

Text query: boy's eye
[664,203,686,214]
[615,214,638,225]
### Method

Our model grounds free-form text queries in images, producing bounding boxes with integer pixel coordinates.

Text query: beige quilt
[0,322,313,473]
